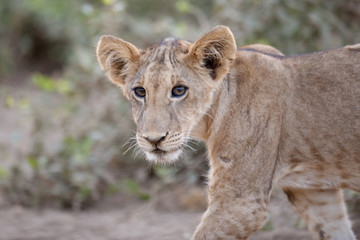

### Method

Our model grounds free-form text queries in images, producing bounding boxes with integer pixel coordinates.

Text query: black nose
[144,134,167,146]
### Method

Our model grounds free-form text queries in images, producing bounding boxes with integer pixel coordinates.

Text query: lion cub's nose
[143,132,167,145]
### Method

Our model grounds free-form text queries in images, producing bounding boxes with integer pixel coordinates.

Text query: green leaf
[79,187,92,200]
[32,72,56,92]
[56,79,72,95]
[5,96,14,108]
[102,0,115,5]
[121,178,151,201]
[256,39,271,46]
[18,98,30,110]
[0,167,8,180]
[27,156,39,170]
[153,165,173,178]
[122,178,140,194]
[80,138,92,154]
[107,184,120,195]
[175,1,191,13]
[139,193,151,201]
[261,219,274,231]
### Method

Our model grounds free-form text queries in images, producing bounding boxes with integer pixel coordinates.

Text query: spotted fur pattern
[97,26,360,239]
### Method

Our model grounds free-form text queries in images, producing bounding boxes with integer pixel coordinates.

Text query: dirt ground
[1,185,359,240]
[0,208,310,240]
[0,187,316,240]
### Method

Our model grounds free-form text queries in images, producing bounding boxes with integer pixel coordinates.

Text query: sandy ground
[0,188,315,240]
[0,206,312,240]
[0,205,200,240]
[1,186,359,240]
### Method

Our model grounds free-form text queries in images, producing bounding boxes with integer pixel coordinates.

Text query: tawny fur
[96,26,360,240]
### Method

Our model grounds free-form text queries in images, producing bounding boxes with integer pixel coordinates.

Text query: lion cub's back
[238,44,285,57]
[285,44,360,134]
[280,44,360,190]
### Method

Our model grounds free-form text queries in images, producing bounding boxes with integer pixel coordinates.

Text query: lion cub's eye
[134,87,146,98]
[171,86,188,98]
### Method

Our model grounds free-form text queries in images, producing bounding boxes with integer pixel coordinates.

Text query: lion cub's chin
[145,149,183,164]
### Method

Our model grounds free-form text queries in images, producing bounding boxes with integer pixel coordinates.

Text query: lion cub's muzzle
[136,131,184,163]
[142,132,167,147]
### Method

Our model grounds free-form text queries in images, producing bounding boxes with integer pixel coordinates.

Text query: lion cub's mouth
[145,146,183,163]
[152,148,168,155]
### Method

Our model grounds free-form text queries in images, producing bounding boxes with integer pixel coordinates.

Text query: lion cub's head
[96,26,236,163]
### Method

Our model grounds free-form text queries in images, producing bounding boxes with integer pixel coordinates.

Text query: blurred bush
[0,0,359,209]
[214,0,360,54]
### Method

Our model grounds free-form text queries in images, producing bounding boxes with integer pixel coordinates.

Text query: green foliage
[213,0,360,54]
[175,1,192,13]
[261,218,275,231]
[5,96,15,108]
[5,96,30,111]
[0,134,110,209]
[32,73,73,95]
[0,167,8,180]
[0,71,136,209]
[153,166,176,183]
[106,184,120,195]
[27,156,38,170]
[122,178,151,201]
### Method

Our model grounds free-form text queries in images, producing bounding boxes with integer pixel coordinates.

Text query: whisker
[121,137,135,148]
[121,132,138,148]
[183,142,198,153]
[123,141,139,155]
[199,110,215,120]
[184,138,200,146]
[133,145,144,159]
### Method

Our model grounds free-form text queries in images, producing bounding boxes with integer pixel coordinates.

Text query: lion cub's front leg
[191,161,271,240]
[192,197,268,240]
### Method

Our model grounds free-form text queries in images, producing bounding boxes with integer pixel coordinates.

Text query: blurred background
[0,0,359,239]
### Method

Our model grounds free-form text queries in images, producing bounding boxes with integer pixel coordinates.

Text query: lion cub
[96,26,360,240]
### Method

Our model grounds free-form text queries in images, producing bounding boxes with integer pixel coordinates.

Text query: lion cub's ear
[189,26,236,81]
[96,35,141,96]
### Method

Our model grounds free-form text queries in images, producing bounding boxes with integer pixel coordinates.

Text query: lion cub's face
[96,26,236,163]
